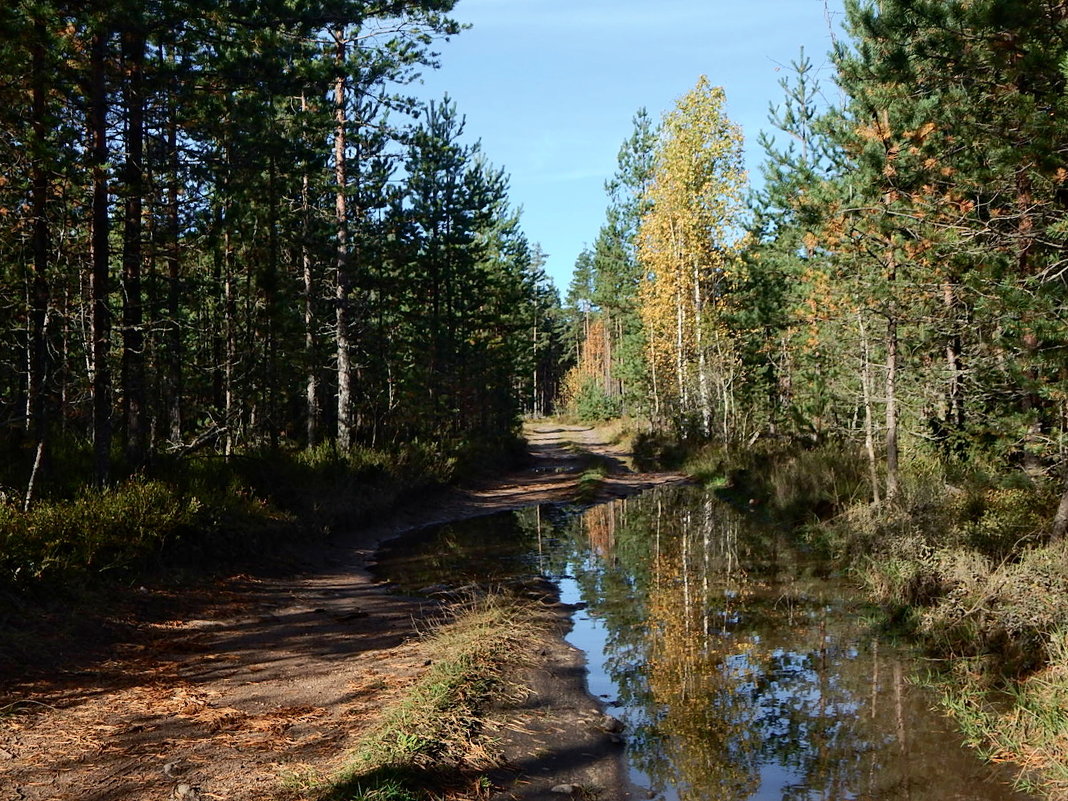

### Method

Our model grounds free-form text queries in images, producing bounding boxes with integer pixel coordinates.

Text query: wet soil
[0,423,686,801]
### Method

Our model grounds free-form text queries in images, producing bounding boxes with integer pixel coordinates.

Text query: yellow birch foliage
[637,77,747,428]
[559,317,611,410]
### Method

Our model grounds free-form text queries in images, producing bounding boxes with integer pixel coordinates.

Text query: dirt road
[0,424,686,801]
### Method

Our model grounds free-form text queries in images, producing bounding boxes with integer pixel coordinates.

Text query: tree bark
[223,225,236,458]
[943,281,964,436]
[90,27,112,485]
[165,57,183,444]
[121,25,147,467]
[334,28,355,451]
[885,312,900,502]
[694,259,711,437]
[301,94,320,446]
[27,16,51,470]
[858,312,881,505]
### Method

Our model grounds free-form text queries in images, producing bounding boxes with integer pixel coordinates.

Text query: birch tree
[637,78,747,438]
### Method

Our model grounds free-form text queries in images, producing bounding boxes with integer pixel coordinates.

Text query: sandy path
[0,423,686,801]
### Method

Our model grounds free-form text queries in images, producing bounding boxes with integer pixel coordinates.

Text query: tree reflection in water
[564,485,1028,801]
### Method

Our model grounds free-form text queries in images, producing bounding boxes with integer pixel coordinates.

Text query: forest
[0,0,570,578]
[2,0,1068,796]
[561,1,1068,792]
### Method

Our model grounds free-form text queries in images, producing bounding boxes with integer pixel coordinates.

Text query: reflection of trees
[640,498,762,801]
[378,487,1017,801]
[566,496,656,719]
[566,486,979,801]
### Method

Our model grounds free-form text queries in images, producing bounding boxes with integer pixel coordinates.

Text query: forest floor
[0,422,687,801]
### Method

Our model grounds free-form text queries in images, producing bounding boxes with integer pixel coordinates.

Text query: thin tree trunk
[676,285,685,409]
[334,28,354,450]
[943,281,964,435]
[694,260,710,436]
[224,226,236,458]
[121,25,147,467]
[1052,480,1068,541]
[885,311,900,502]
[858,312,881,505]
[301,94,320,446]
[90,27,112,486]
[24,441,45,511]
[210,208,224,420]
[649,338,661,422]
[532,314,539,416]
[264,148,280,447]
[603,311,612,396]
[27,16,51,475]
[165,62,183,443]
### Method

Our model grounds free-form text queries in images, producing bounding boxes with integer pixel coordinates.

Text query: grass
[931,652,1068,797]
[814,464,1068,796]
[300,595,546,801]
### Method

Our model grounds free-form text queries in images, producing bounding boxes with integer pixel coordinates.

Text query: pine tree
[745,49,840,440]
[832,0,1068,500]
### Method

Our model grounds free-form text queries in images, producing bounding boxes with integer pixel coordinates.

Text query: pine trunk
[121,26,147,467]
[858,313,881,505]
[943,281,964,437]
[223,226,236,458]
[301,95,320,446]
[334,29,354,451]
[885,312,900,502]
[90,28,112,485]
[165,74,183,444]
[27,17,50,466]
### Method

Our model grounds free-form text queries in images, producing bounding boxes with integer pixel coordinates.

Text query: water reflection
[374,485,1029,801]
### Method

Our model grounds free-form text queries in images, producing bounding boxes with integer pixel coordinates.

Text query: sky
[413,0,848,293]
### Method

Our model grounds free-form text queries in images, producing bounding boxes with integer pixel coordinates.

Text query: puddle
[374,485,1031,801]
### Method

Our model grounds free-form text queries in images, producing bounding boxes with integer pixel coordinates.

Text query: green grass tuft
[306,596,544,801]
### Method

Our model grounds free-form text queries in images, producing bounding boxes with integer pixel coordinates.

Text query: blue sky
[414,0,847,293]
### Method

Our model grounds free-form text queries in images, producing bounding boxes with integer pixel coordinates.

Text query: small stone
[600,714,625,733]
[551,784,579,794]
[173,784,198,800]
[163,762,181,777]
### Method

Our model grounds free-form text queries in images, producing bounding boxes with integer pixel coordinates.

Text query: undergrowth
[636,431,869,527]
[0,433,522,591]
[829,475,1068,795]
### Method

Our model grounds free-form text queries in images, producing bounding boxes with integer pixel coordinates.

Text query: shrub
[947,484,1052,559]
[571,379,622,423]
[915,542,1068,673]
[0,480,204,585]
